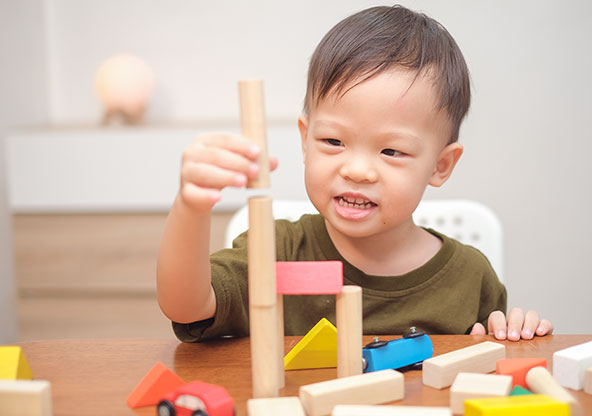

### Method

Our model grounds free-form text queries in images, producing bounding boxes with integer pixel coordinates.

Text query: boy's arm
[157,133,269,324]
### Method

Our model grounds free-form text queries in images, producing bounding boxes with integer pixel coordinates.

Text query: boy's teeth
[338,197,373,209]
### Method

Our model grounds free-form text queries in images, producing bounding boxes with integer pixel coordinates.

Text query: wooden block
[284,318,337,370]
[510,385,532,396]
[585,366,592,395]
[450,372,512,414]
[496,357,547,388]
[0,346,34,380]
[336,285,363,378]
[332,404,452,415]
[299,369,404,416]
[525,366,582,416]
[464,394,570,415]
[239,79,269,188]
[248,196,280,398]
[422,341,505,389]
[0,379,52,416]
[126,362,186,408]
[277,294,285,388]
[552,340,592,390]
[247,397,305,416]
[276,261,343,295]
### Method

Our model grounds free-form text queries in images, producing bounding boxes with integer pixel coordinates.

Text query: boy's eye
[323,138,343,146]
[381,148,402,157]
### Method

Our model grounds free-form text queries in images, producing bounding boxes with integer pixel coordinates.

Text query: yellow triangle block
[284,318,337,370]
[0,346,34,380]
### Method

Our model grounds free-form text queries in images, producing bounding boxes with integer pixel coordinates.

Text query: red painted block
[496,358,547,388]
[276,261,343,295]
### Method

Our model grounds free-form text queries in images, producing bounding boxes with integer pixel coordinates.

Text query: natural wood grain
[14,335,592,416]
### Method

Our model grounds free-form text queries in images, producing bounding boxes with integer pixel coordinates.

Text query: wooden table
[16,335,592,415]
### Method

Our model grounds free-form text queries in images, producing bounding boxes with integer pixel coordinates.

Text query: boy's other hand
[469,308,554,341]
[179,133,278,211]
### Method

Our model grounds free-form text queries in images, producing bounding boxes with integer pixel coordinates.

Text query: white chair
[224,199,503,282]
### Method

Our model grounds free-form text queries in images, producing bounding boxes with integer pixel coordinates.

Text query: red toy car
[156,381,234,416]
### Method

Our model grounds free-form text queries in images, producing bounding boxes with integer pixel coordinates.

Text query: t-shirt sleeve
[475,260,507,331]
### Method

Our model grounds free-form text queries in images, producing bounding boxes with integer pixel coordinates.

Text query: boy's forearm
[157,194,216,323]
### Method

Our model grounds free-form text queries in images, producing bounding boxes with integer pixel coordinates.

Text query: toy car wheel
[192,411,207,416]
[157,400,176,416]
[364,338,388,349]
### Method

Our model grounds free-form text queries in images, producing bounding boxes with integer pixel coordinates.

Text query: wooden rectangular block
[276,261,343,295]
[332,404,452,415]
[422,341,505,389]
[0,379,52,416]
[464,394,570,415]
[300,369,404,416]
[552,340,592,390]
[449,372,512,414]
[247,397,305,416]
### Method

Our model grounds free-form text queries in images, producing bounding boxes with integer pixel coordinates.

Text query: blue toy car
[362,327,433,372]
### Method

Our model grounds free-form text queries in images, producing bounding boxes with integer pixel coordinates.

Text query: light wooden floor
[13,212,234,341]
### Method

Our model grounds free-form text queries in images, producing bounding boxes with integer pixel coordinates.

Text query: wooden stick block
[332,404,452,415]
[284,318,337,370]
[276,261,343,295]
[239,79,269,188]
[247,396,306,416]
[525,366,582,416]
[248,196,276,307]
[496,357,547,388]
[464,394,570,415]
[277,294,285,388]
[249,305,280,398]
[422,341,505,389]
[336,285,363,378]
[0,379,52,416]
[0,346,34,380]
[126,361,186,408]
[299,369,404,416]
[584,367,592,395]
[552,340,592,390]
[449,372,512,414]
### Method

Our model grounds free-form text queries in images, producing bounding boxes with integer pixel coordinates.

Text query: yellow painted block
[0,346,34,380]
[464,394,570,415]
[284,318,337,370]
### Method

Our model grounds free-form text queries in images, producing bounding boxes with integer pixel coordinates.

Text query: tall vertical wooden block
[336,285,363,378]
[422,341,505,389]
[248,196,279,398]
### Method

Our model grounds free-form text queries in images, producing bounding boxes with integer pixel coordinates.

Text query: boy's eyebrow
[311,119,421,142]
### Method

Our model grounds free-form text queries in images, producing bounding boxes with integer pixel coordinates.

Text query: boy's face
[298,69,463,240]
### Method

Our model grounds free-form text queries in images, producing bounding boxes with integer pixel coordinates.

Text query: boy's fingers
[183,163,247,189]
[184,144,260,179]
[269,155,279,172]
[470,322,486,335]
[521,310,540,339]
[199,133,261,160]
[180,183,221,211]
[488,310,508,340]
[507,307,525,341]
[536,319,554,336]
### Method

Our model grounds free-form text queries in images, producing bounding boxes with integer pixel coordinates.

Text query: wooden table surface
[16,335,592,415]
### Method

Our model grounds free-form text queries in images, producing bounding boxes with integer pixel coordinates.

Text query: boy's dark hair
[304,5,471,143]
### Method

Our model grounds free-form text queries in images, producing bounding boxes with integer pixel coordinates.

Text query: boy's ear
[429,142,463,187]
[298,115,309,161]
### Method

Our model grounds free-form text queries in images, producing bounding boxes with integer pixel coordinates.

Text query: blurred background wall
[1,0,591,340]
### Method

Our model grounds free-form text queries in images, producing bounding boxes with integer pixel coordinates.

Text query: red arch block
[276,261,343,295]
[496,358,547,388]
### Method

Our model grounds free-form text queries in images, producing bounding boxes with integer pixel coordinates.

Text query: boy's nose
[339,157,378,183]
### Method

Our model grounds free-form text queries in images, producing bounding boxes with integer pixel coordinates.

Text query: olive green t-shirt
[173,214,506,342]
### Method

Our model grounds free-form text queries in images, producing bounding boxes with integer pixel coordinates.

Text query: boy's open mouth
[335,196,377,210]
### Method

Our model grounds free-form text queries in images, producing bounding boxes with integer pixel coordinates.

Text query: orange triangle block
[284,318,337,370]
[496,357,547,388]
[0,346,33,380]
[126,361,186,408]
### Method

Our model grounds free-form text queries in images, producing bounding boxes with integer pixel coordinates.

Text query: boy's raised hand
[179,133,278,211]
[470,308,554,341]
